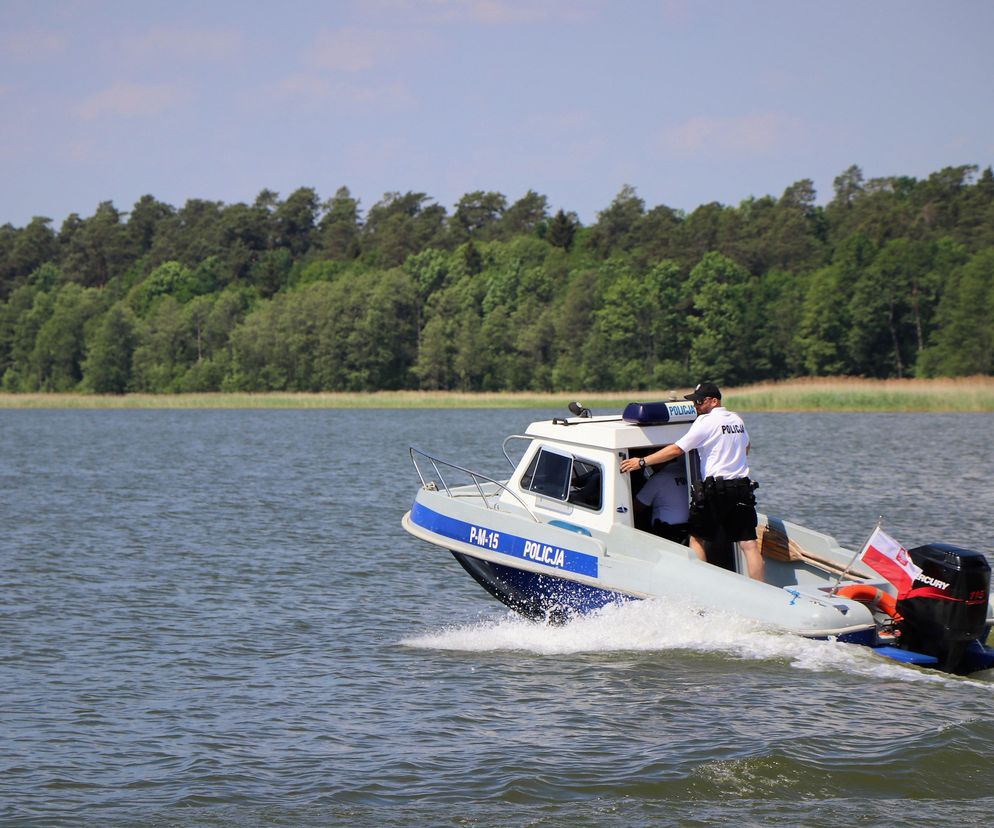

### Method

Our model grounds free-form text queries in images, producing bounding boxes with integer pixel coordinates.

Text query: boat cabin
[501,401,699,537]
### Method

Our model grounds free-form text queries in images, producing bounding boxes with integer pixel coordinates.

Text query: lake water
[3,408,994,827]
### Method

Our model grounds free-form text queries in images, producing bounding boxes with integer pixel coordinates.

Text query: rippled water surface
[3,408,994,827]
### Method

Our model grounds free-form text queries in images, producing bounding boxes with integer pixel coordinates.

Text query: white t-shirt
[635,462,690,524]
[675,406,751,480]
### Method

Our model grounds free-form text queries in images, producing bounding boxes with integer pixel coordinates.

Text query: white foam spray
[403,598,994,688]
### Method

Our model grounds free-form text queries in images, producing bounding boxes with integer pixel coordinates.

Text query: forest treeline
[1,163,993,394]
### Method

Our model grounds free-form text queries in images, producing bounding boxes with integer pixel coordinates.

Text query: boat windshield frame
[501,434,532,469]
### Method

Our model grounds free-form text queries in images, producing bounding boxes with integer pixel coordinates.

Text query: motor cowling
[896,543,991,673]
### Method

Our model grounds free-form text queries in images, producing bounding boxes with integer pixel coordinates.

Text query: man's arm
[620,443,684,474]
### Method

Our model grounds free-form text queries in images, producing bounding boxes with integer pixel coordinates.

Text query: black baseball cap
[684,382,721,403]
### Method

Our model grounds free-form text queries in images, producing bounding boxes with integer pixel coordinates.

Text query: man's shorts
[689,479,758,543]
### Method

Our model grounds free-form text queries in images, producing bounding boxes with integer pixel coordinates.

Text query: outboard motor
[896,544,991,673]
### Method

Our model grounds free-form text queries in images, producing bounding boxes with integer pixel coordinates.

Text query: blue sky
[2,0,993,229]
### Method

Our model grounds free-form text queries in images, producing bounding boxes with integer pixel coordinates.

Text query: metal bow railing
[408,446,540,522]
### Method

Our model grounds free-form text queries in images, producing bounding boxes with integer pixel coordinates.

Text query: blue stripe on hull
[411,501,599,578]
[451,552,632,622]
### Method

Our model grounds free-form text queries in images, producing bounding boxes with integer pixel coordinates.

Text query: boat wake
[402,598,994,687]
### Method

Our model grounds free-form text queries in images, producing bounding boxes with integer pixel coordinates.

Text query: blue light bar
[622,401,698,425]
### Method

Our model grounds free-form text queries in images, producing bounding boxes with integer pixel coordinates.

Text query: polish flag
[859,527,922,597]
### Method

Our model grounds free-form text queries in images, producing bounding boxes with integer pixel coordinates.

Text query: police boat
[401,401,994,674]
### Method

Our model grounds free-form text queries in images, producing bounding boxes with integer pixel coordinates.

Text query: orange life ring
[836,584,902,621]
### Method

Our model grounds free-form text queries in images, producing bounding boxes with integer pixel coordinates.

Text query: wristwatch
[639,457,646,469]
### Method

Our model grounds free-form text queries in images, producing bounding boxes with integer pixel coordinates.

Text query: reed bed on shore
[1,378,993,411]
[726,377,994,412]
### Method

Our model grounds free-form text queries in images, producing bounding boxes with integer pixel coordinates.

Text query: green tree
[846,237,938,377]
[0,284,39,382]
[753,268,805,378]
[131,297,195,392]
[0,223,18,297]
[795,234,876,376]
[318,186,361,259]
[546,209,578,252]
[273,187,319,256]
[414,289,463,390]
[795,265,851,376]
[462,240,483,275]
[1,287,54,390]
[405,248,451,302]
[589,185,644,258]
[634,204,683,265]
[919,248,994,376]
[174,295,230,390]
[82,302,138,393]
[127,195,174,256]
[449,191,507,244]
[217,201,270,283]
[583,260,686,390]
[956,166,994,251]
[414,276,484,390]
[497,190,548,239]
[178,286,254,389]
[912,165,978,237]
[149,199,224,268]
[674,202,728,268]
[765,179,827,272]
[831,164,865,209]
[129,260,210,316]
[29,283,104,390]
[4,218,57,295]
[550,269,599,390]
[29,262,63,292]
[60,201,134,287]
[683,252,754,385]
[335,268,419,390]
[362,192,446,267]
[249,248,294,298]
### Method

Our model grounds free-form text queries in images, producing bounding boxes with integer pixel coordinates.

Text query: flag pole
[829,516,882,596]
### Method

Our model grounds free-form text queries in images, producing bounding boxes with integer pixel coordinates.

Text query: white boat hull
[404,488,877,642]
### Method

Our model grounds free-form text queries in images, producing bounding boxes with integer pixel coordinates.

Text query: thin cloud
[125,27,244,62]
[447,1,550,24]
[77,82,187,119]
[359,0,596,26]
[659,112,804,157]
[520,109,593,134]
[423,0,596,24]
[309,27,427,73]
[267,73,413,109]
[2,30,68,60]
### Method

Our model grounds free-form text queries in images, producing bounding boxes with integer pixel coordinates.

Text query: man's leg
[739,538,765,581]
[688,534,708,562]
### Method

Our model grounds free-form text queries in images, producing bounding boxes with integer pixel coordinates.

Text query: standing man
[620,382,764,581]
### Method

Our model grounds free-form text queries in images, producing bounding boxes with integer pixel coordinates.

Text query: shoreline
[2,377,994,412]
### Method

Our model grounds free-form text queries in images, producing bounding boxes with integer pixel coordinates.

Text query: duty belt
[693,476,759,506]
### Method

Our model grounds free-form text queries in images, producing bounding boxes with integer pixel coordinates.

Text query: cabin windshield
[520,447,603,511]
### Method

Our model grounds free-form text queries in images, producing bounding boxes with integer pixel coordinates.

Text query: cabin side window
[520,448,602,511]
[568,458,603,511]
